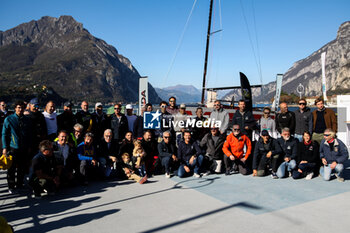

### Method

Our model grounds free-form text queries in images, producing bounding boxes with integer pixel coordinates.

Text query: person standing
[0,101,13,150]
[275,102,296,136]
[166,96,179,115]
[27,98,47,152]
[125,104,137,133]
[231,100,256,139]
[192,107,209,142]
[312,98,337,144]
[254,107,277,140]
[76,101,93,133]
[210,100,229,135]
[110,104,128,143]
[294,99,313,142]
[92,102,109,143]
[2,101,32,193]
[43,101,58,141]
[57,101,76,135]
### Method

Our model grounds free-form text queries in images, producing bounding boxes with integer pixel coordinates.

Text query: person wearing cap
[92,102,109,143]
[28,98,47,155]
[174,103,188,146]
[252,130,282,178]
[76,101,93,134]
[210,100,229,135]
[319,128,348,182]
[57,101,76,134]
[43,101,58,141]
[222,124,252,175]
[125,104,137,133]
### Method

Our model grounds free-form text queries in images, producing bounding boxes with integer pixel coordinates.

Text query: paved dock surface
[1,169,350,233]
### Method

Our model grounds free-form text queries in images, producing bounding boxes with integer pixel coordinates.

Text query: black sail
[240,72,253,112]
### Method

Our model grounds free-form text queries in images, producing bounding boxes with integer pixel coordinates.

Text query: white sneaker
[193,173,201,178]
[165,173,171,178]
[305,172,314,180]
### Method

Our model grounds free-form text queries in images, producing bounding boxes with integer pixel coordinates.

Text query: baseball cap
[261,130,270,137]
[180,104,186,109]
[95,102,103,108]
[125,104,133,110]
[64,101,73,107]
[29,98,39,105]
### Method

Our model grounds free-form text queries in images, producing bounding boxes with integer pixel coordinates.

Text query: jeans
[277,159,297,178]
[320,164,344,181]
[178,155,203,178]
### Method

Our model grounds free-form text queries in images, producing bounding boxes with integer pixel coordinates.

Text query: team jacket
[252,137,282,170]
[277,136,298,159]
[320,138,348,164]
[222,133,252,160]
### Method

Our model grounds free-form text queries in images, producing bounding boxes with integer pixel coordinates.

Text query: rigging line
[239,0,261,81]
[252,0,263,86]
[162,0,198,88]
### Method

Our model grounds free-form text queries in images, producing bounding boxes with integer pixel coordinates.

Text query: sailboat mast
[201,0,214,105]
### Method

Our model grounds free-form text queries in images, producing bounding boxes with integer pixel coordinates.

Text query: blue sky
[1,0,349,91]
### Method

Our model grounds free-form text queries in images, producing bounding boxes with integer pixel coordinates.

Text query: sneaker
[202,171,211,176]
[33,193,42,199]
[139,175,148,184]
[337,176,345,182]
[271,172,278,179]
[225,170,230,176]
[8,188,15,194]
[305,172,314,180]
[193,173,201,178]
[165,173,171,178]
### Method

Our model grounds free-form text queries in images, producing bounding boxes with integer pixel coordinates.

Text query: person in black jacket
[110,104,129,143]
[57,101,76,135]
[157,131,178,178]
[252,130,282,178]
[28,98,47,154]
[276,128,298,178]
[177,131,203,178]
[141,130,158,176]
[275,102,296,136]
[92,103,109,144]
[200,127,225,174]
[97,129,119,178]
[76,101,93,134]
[292,131,319,180]
[231,100,256,139]
[293,99,312,142]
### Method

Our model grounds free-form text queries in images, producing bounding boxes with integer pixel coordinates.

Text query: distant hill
[224,21,350,102]
[0,15,161,104]
[155,85,201,104]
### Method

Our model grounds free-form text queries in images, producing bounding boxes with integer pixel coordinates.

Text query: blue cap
[29,98,39,105]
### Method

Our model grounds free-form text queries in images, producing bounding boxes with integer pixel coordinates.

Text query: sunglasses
[263,112,270,114]
[114,108,120,110]
[161,105,167,108]
[163,136,170,139]
[233,129,240,131]
[324,134,330,137]
[299,103,306,105]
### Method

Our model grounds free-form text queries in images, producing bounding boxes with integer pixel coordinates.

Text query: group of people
[0,96,348,199]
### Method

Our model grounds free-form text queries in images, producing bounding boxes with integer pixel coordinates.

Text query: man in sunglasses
[320,128,348,182]
[312,98,337,144]
[157,130,177,178]
[166,96,179,115]
[294,98,312,142]
[158,101,174,141]
[222,124,252,175]
[110,103,128,143]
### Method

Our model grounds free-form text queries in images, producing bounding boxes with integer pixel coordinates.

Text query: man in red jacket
[222,125,252,175]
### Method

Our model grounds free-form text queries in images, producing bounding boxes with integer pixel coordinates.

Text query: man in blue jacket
[320,128,348,182]
[77,132,97,185]
[2,101,32,193]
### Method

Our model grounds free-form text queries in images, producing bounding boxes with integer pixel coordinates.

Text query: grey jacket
[294,107,313,135]
[210,108,229,134]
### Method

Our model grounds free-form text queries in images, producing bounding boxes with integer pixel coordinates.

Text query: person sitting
[177,131,203,178]
[53,130,78,184]
[157,131,178,178]
[276,128,298,178]
[252,130,282,178]
[119,131,134,157]
[97,129,119,178]
[29,140,62,199]
[68,123,84,148]
[120,153,147,184]
[222,125,252,175]
[292,131,319,180]
[320,128,348,182]
[77,133,97,185]
[200,127,226,174]
[133,140,146,177]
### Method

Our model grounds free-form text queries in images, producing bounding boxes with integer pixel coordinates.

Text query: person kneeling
[121,153,147,184]
[29,140,63,199]
[320,128,348,182]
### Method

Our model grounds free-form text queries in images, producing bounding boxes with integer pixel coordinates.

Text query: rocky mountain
[224,21,350,103]
[155,85,202,104]
[0,15,161,104]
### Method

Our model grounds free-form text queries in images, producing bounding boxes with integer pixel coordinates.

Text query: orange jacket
[222,133,252,159]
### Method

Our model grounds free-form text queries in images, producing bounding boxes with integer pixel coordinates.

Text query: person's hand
[184,166,190,173]
[2,148,7,155]
[300,160,307,164]
[298,169,303,173]
[322,158,327,166]
[109,156,117,163]
[245,126,249,130]
[124,168,131,174]
[229,155,235,161]
[284,157,291,162]
[92,159,97,166]
[240,157,246,163]
[172,155,177,161]
[266,151,272,158]
[252,169,257,176]
[330,161,337,170]
[189,156,195,165]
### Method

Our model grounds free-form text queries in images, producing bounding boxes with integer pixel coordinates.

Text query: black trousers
[256,154,280,176]
[7,148,30,189]
[223,156,249,175]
